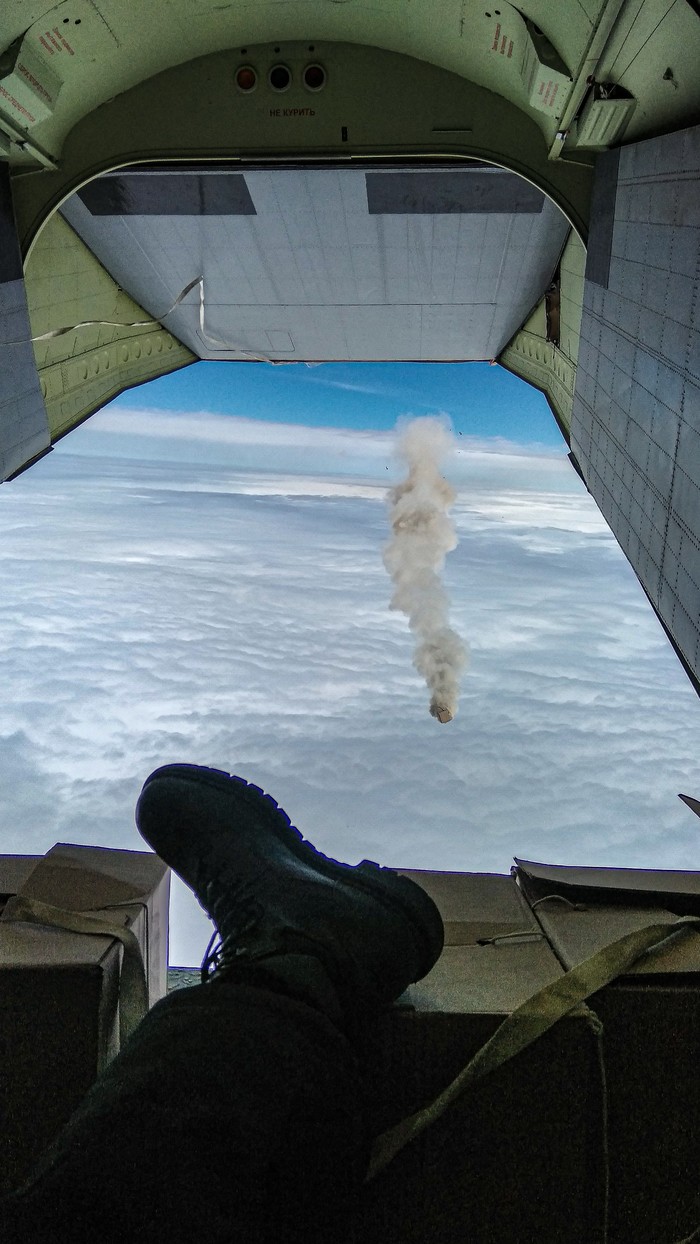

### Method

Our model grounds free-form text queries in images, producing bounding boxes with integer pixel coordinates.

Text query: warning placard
[0,38,62,127]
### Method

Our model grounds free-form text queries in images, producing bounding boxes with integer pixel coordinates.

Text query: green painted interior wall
[498,229,586,440]
[24,212,194,442]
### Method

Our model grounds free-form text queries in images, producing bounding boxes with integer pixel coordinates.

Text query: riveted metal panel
[571,125,700,691]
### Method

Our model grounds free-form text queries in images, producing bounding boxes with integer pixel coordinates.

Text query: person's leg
[0,764,444,1244]
[2,972,367,1244]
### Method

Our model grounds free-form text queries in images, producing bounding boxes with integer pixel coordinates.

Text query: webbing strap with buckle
[367,914,700,1181]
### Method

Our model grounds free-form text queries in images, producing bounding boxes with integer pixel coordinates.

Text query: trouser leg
[0,979,369,1244]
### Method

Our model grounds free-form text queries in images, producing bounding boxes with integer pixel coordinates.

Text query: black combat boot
[136,764,444,1024]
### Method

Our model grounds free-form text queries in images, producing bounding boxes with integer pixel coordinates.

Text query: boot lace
[199,873,265,983]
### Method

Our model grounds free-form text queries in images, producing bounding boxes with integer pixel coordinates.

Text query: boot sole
[140,763,444,982]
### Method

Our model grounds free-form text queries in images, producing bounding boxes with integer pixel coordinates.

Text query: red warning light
[235,65,257,92]
[303,63,326,92]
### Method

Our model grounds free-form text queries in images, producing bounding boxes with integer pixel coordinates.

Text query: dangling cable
[2,275,203,345]
[5,272,288,363]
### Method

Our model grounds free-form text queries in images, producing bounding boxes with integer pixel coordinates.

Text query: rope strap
[366,914,700,1181]
[1,893,149,1047]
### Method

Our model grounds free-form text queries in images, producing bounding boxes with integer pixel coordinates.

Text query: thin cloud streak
[65,406,568,475]
[88,404,565,455]
[302,373,439,409]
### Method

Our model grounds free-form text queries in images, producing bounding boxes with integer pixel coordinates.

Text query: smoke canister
[432,705,454,724]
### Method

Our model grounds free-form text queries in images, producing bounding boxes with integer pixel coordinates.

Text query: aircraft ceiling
[1,0,699,175]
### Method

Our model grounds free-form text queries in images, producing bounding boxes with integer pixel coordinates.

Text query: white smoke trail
[383,417,468,723]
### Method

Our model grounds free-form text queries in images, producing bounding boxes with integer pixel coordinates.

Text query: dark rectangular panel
[0,164,23,283]
[366,170,544,214]
[78,173,256,216]
[585,148,620,288]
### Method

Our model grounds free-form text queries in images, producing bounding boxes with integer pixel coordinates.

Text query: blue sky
[111,360,566,446]
[2,359,700,967]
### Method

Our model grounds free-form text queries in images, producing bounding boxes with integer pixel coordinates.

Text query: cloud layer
[1,435,699,966]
